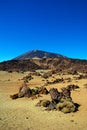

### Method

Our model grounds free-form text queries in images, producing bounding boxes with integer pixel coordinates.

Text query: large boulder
[18,84,31,98]
[49,88,61,103]
[61,87,71,99]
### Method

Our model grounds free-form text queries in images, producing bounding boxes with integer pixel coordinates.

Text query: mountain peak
[13,50,66,60]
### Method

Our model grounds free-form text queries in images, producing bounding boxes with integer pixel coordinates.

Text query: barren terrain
[0,70,87,130]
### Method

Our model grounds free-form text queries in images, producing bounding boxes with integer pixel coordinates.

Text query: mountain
[0,50,87,73]
[13,50,66,60]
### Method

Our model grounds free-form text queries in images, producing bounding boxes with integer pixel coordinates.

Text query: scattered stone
[67,84,79,91]
[53,78,64,84]
[46,102,56,110]
[8,70,12,73]
[66,78,72,82]
[68,70,78,75]
[70,120,74,122]
[46,78,64,85]
[76,74,87,80]
[21,74,33,82]
[36,86,49,95]
[31,72,41,76]
[42,73,49,79]
[10,93,18,99]
[31,95,38,100]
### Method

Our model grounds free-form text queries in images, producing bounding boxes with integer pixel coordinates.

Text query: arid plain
[0,70,87,130]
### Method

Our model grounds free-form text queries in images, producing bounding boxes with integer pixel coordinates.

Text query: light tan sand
[0,71,87,130]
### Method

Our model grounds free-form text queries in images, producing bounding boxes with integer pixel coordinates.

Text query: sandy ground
[0,71,87,130]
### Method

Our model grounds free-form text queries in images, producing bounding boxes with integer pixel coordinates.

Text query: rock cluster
[46,78,64,85]
[10,83,48,99]
[21,74,33,83]
[10,83,79,114]
[36,84,79,113]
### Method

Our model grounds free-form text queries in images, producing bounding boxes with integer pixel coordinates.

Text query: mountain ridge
[13,49,66,60]
[0,49,87,73]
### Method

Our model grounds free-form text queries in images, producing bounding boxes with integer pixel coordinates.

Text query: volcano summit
[13,50,66,60]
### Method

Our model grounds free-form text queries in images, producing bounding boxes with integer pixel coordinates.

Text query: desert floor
[0,70,87,130]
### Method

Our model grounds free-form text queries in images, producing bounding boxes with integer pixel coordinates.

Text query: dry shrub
[40,100,50,107]
[36,100,50,107]
[56,98,76,113]
[60,97,72,102]
[31,89,38,95]
[56,102,64,110]
[61,107,71,113]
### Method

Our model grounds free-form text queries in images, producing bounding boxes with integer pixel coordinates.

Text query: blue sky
[0,0,87,61]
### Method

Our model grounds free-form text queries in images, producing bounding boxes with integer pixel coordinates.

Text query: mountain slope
[14,50,66,60]
[0,50,87,73]
[0,60,42,72]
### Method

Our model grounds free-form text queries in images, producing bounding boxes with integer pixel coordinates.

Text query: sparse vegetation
[36,84,80,113]
[38,100,51,107]
[56,98,76,113]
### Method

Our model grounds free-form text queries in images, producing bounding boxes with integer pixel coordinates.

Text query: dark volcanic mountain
[0,50,87,73]
[14,50,65,60]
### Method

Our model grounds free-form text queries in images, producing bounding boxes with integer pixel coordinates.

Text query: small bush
[56,98,76,113]
[56,102,65,111]
[37,100,51,107]
[40,100,51,107]
[31,89,38,95]
[61,107,71,113]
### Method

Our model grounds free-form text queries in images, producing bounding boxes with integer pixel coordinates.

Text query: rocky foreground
[0,70,87,130]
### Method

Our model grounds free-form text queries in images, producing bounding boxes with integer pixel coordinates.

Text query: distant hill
[13,50,66,60]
